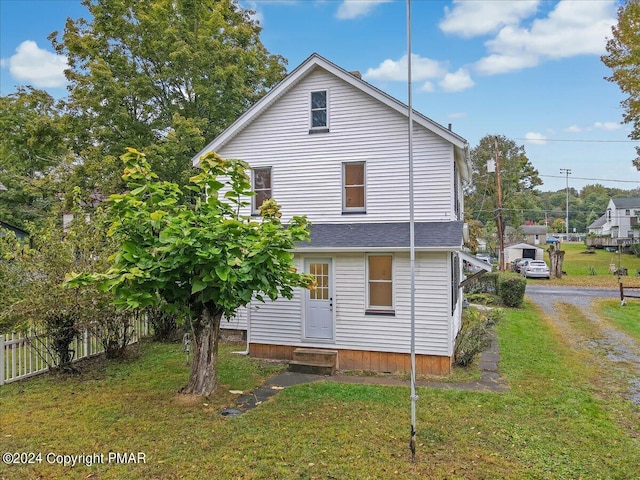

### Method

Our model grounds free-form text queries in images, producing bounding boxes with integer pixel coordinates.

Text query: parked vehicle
[476,253,492,264]
[523,260,551,279]
[515,258,532,273]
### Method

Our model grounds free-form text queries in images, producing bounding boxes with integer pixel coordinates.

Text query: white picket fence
[0,316,150,386]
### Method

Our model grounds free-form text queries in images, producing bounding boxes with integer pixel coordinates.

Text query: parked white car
[522,260,550,279]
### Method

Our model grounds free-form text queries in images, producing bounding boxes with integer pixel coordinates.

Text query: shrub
[464,271,499,295]
[497,272,527,308]
[454,307,502,367]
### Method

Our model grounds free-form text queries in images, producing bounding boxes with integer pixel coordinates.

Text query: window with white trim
[310,90,328,130]
[367,254,393,312]
[252,167,272,214]
[343,162,365,212]
[451,253,460,315]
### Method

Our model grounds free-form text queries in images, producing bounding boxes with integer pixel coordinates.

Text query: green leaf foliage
[77,149,314,323]
[602,0,640,169]
[50,0,287,195]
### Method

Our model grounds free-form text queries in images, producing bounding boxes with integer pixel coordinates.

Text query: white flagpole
[407,0,418,463]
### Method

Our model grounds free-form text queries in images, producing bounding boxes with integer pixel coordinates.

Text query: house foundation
[249,343,452,375]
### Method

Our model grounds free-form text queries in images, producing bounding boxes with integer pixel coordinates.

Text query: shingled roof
[295,222,463,250]
[611,197,640,209]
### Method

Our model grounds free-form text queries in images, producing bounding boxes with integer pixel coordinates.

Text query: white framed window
[310,90,328,131]
[252,167,272,214]
[366,254,394,312]
[342,162,365,212]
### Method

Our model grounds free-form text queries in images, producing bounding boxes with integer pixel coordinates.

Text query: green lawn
[1,309,639,479]
[597,299,640,342]
[539,242,640,287]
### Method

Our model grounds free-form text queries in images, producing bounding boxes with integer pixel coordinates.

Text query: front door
[304,259,334,340]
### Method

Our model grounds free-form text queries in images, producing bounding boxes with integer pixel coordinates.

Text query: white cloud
[594,121,621,131]
[439,68,474,92]
[565,121,621,132]
[1,40,67,88]
[336,0,392,20]
[364,54,447,82]
[440,0,540,38]
[474,0,617,75]
[525,132,548,145]
[419,82,435,93]
[448,112,467,119]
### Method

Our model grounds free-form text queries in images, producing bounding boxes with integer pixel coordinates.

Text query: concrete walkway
[223,328,508,417]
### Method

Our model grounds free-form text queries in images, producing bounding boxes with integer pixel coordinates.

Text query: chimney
[349,70,362,79]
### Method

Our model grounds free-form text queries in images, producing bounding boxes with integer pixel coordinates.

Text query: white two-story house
[588,198,640,241]
[191,54,487,375]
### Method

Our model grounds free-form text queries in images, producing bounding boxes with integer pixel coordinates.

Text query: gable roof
[295,221,463,251]
[588,213,607,229]
[0,220,29,238]
[521,225,547,235]
[504,242,543,251]
[611,197,640,209]
[192,53,471,179]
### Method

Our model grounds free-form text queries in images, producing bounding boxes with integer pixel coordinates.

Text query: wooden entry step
[288,348,338,376]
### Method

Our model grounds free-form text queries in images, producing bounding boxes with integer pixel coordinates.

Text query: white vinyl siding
[249,252,453,356]
[214,69,456,224]
[221,306,248,331]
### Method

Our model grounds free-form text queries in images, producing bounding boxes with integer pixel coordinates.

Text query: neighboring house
[587,214,607,236]
[0,221,29,241]
[503,243,544,267]
[521,225,547,246]
[602,198,640,239]
[191,53,490,375]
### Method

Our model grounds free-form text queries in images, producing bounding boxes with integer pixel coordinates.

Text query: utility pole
[560,168,571,240]
[494,137,505,271]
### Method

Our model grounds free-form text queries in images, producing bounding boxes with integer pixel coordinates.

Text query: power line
[514,137,639,143]
[540,174,640,184]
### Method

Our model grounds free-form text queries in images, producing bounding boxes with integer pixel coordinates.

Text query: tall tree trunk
[548,244,565,279]
[182,306,221,396]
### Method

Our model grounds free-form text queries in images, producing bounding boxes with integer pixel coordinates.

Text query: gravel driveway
[526,284,640,406]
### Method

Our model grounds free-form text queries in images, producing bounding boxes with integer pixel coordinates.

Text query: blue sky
[1,0,639,192]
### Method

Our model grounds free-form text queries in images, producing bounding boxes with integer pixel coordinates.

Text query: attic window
[310,90,329,132]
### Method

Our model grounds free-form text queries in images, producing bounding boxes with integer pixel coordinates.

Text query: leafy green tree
[465,135,542,228]
[602,0,640,169]
[51,0,287,194]
[0,87,69,228]
[0,200,121,369]
[70,149,313,396]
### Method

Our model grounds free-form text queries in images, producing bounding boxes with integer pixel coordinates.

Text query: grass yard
[1,307,640,479]
[538,242,640,288]
[597,299,640,343]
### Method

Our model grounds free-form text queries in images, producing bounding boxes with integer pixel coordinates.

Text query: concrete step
[289,348,338,375]
[292,348,338,364]
[289,360,336,376]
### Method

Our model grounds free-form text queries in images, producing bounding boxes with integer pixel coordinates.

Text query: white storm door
[304,259,334,340]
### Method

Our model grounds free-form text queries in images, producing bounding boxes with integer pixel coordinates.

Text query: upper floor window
[252,167,272,214]
[310,90,328,131]
[343,162,365,212]
[626,209,631,216]
[607,209,611,221]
